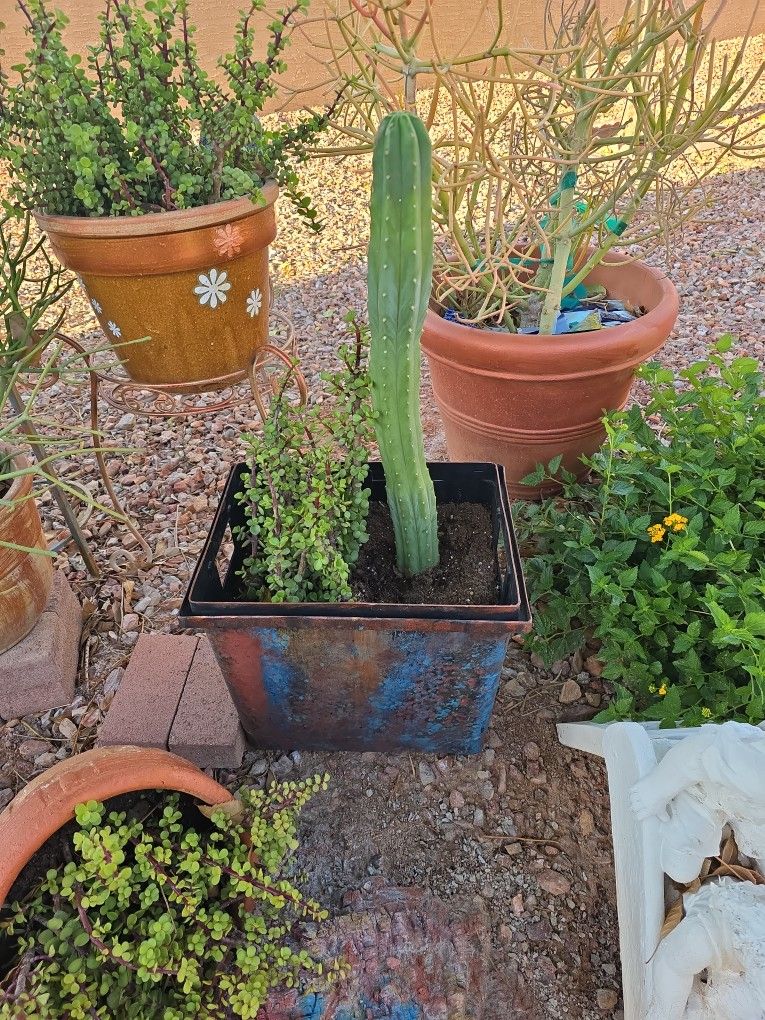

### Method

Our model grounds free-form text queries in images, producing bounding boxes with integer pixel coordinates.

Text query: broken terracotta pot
[0,745,232,906]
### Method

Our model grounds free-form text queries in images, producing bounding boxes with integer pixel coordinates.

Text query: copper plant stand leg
[44,307,300,570]
[82,308,297,419]
[58,333,153,567]
[8,385,101,577]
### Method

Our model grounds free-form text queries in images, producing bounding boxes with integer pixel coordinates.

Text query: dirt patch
[236,648,621,1020]
[352,501,500,605]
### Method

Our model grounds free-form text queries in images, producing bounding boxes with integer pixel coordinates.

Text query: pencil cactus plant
[321,0,765,331]
[368,111,438,576]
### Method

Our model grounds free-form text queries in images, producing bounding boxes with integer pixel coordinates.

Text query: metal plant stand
[16,309,298,576]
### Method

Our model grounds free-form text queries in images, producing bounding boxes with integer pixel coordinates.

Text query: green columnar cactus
[368,111,439,577]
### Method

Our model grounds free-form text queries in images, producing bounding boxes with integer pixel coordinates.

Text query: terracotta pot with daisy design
[35,183,278,393]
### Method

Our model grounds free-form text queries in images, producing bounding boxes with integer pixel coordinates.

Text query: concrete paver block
[0,571,81,719]
[97,633,198,750]
[169,637,245,769]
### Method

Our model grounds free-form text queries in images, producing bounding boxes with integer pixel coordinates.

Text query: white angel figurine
[630,721,765,883]
[648,877,765,1020]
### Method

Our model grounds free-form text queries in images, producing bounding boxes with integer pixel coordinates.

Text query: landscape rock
[537,870,572,897]
[597,988,620,1011]
[18,738,51,760]
[56,717,78,740]
[559,679,583,704]
[586,656,605,677]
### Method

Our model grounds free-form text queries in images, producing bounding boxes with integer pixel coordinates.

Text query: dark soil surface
[352,501,500,605]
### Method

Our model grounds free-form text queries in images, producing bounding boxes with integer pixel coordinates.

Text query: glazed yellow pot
[0,455,54,654]
[35,183,278,392]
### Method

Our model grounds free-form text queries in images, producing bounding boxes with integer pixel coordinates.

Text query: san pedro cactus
[368,111,439,577]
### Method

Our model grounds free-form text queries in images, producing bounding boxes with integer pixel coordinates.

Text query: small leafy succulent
[236,313,375,602]
[0,775,339,1019]
[517,338,765,727]
[0,0,329,227]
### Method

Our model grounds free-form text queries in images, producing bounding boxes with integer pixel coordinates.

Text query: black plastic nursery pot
[180,462,531,754]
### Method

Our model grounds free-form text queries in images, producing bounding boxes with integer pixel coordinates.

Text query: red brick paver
[169,635,245,768]
[0,571,81,720]
[98,633,245,768]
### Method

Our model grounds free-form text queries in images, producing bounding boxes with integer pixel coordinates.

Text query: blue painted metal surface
[295,995,422,1019]
[204,618,511,753]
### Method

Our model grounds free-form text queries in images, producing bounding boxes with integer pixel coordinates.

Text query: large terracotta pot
[35,184,278,392]
[0,746,232,906]
[421,253,679,497]
[0,455,54,654]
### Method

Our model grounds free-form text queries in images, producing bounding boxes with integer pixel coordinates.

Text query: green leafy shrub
[236,314,375,602]
[0,775,339,1019]
[0,0,328,226]
[517,338,765,727]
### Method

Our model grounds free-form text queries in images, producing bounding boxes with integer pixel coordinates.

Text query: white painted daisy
[108,321,122,338]
[92,298,103,314]
[246,288,262,318]
[194,268,231,309]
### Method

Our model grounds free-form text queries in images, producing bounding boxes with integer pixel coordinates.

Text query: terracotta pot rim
[0,452,33,515]
[0,746,232,907]
[34,181,279,240]
[423,252,679,377]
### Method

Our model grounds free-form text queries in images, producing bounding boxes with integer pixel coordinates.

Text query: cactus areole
[368,111,439,577]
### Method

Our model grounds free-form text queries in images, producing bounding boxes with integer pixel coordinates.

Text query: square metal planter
[180,462,531,753]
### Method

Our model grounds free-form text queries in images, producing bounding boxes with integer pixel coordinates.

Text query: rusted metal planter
[181,462,531,754]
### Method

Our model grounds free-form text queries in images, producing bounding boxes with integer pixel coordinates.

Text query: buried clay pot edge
[0,746,232,907]
[0,454,54,655]
[421,252,680,497]
[35,184,279,392]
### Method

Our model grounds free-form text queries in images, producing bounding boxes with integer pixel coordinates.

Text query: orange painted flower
[213,223,244,259]
[647,523,666,543]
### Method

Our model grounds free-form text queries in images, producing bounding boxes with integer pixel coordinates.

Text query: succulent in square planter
[0,746,340,1017]
[181,112,531,754]
[0,0,330,392]
[322,0,764,494]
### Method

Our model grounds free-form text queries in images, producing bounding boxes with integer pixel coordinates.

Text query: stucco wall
[1,0,762,109]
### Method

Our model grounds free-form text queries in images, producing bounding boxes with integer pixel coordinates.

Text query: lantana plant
[517,338,765,726]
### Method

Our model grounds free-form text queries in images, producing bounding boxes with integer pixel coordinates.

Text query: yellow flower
[658,684,667,697]
[647,524,666,543]
[648,684,657,693]
[701,707,712,718]
[663,513,689,533]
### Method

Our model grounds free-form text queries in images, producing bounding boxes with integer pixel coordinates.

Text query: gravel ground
[1,34,764,1018]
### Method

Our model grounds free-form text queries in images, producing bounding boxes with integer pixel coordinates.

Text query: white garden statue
[648,877,765,1020]
[629,720,765,1020]
[630,720,765,883]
